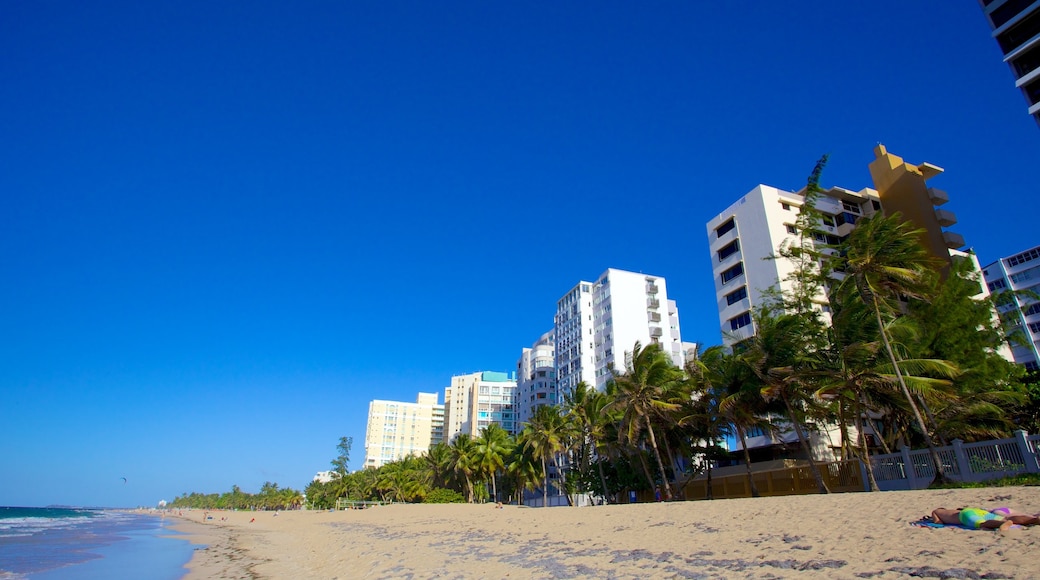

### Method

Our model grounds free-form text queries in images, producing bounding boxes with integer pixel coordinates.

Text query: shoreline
[169,487,1040,579]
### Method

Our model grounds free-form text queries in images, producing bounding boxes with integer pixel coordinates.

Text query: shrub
[423,488,465,503]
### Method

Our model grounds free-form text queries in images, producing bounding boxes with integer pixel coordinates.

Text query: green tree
[520,404,570,507]
[331,436,353,477]
[448,434,478,502]
[608,342,683,501]
[474,424,512,502]
[839,212,948,482]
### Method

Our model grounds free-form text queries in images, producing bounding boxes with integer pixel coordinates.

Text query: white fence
[867,430,1040,491]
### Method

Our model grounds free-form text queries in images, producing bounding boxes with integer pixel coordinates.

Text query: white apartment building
[983,245,1040,371]
[556,268,684,393]
[362,392,442,470]
[515,331,557,427]
[705,183,882,345]
[443,371,518,441]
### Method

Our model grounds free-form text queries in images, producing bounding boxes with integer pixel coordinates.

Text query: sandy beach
[169,487,1040,579]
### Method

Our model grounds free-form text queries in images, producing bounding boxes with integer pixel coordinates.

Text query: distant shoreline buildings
[357,145,1035,473]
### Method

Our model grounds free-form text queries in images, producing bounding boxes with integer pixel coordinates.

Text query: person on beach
[930,507,1039,530]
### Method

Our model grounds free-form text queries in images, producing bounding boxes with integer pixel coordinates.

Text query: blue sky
[1,1,1037,508]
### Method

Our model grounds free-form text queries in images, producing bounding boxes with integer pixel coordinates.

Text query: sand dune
[171,486,1040,579]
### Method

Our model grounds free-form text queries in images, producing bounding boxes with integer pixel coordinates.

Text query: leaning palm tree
[448,434,478,502]
[521,404,570,507]
[743,309,831,494]
[474,424,512,502]
[608,341,683,501]
[839,212,948,482]
[686,344,770,498]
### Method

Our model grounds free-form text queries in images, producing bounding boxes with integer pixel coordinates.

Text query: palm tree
[474,424,512,502]
[685,344,769,498]
[448,434,478,502]
[564,382,616,502]
[840,212,948,482]
[743,309,831,494]
[608,341,683,501]
[521,404,569,507]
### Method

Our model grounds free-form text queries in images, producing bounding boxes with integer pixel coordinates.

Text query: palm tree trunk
[645,421,673,500]
[855,395,880,492]
[783,395,830,494]
[541,457,549,507]
[491,473,498,503]
[916,394,947,446]
[871,297,947,483]
[735,424,761,497]
[596,449,610,504]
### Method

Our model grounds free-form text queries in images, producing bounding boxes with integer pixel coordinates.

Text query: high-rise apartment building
[514,331,557,427]
[706,146,966,346]
[555,268,684,393]
[362,392,442,469]
[443,371,518,441]
[982,244,1040,371]
[979,0,1040,126]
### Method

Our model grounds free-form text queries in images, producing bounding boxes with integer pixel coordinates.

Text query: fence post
[858,460,870,492]
[1014,430,1039,473]
[952,439,971,481]
[900,446,916,483]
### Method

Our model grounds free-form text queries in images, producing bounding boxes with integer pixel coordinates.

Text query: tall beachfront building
[979,0,1040,126]
[443,371,518,441]
[362,393,443,470]
[556,268,684,393]
[514,331,556,427]
[706,145,967,346]
[983,245,1040,371]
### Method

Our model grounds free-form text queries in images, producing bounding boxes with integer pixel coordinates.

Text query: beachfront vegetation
[301,160,1034,507]
[169,482,304,510]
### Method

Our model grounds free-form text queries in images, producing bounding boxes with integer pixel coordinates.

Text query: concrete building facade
[362,392,442,470]
[443,371,518,441]
[983,244,1040,371]
[514,331,557,428]
[979,0,1040,126]
[555,268,684,394]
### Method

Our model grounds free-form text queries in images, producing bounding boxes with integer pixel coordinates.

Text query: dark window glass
[729,311,751,331]
[992,0,1035,29]
[721,262,744,285]
[717,239,740,262]
[1024,77,1040,105]
[1012,42,1040,77]
[725,286,748,306]
[715,218,735,238]
[997,9,1040,54]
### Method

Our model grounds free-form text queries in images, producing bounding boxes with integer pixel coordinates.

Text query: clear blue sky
[2,1,1036,508]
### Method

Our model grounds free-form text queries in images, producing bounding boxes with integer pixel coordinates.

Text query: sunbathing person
[990,507,1040,526]
[930,507,1014,530]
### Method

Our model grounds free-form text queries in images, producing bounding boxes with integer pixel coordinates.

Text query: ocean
[0,507,196,579]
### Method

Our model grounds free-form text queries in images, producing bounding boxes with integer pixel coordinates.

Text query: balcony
[943,231,965,249]
[928,187,949,206]
[647,298,660,309]
[646,283,659,294]
[934,208,957,227]
[648,312,662,322]
[918,162,944,180]
[649,327,663,338]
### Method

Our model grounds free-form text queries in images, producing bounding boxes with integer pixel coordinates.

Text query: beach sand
[170,487,1040,579]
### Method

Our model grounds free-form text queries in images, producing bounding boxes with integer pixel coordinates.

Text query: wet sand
[171,486,1040,579]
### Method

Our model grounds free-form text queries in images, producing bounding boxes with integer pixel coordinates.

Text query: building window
[781,202,791,210]
[715,218,735,238]
[729,311,752,331]
[1008,248,1040,268]
[1028,322,1040,334]
[1024,303,1040,317]
[725,286,748,306]
[786,224,797,234]
[717,239,740,262]
[988,279,1008,292]
[720,262,744,285]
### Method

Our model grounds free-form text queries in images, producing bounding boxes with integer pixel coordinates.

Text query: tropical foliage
[169,482,303,511]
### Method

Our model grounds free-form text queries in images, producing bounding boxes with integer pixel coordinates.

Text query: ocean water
[0,507,196,579]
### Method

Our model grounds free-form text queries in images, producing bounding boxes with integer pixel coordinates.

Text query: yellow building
[868,144,965,276]
[362,393,442,469]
